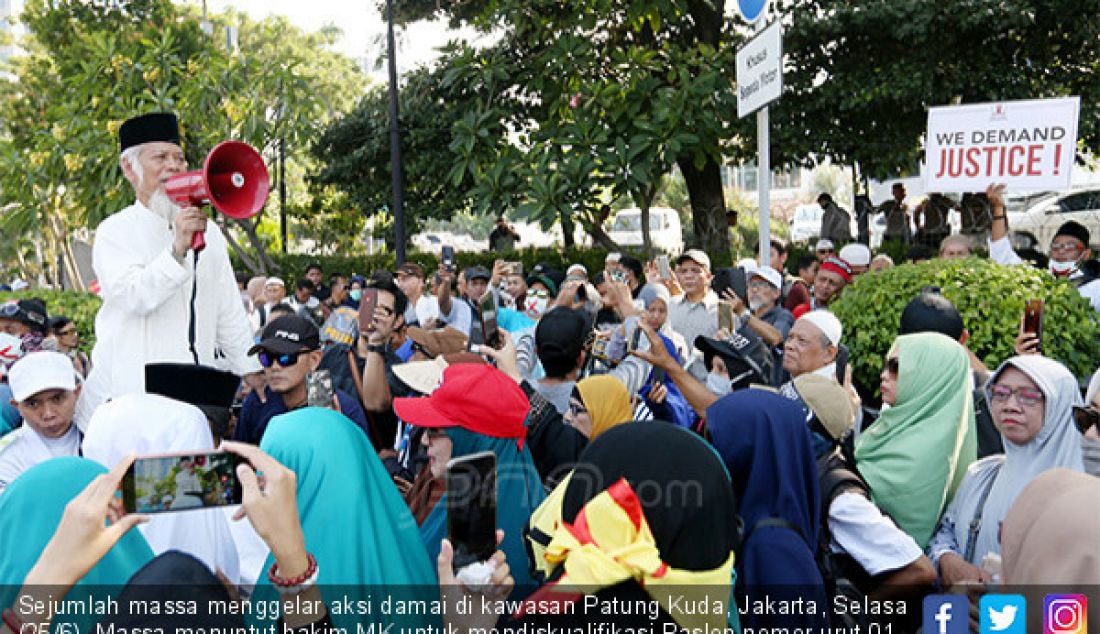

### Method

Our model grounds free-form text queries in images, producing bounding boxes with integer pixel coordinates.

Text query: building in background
[0,0,25,67]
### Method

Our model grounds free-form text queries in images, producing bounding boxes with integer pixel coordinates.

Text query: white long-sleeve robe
[76,201,261,427]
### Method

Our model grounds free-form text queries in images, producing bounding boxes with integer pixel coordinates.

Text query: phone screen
[627,324,643,353]
[307,370,335,408]
[357,287,379,337]
[835,345,850,386]
[442,246,455,272]
[123,452,245,514]
[657,255,671,279]
[718,301,735,333]
[479,292,500,348]
[1023,299,1044,352]
[446,451,497,571]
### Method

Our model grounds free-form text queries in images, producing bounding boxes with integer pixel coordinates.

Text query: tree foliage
[0,0,366,283]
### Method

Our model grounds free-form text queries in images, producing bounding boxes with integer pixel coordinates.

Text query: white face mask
[706,372,732,397]
[1049,258,1079,277]
[525,296,548,318]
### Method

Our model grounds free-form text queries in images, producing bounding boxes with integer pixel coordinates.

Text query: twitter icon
[982,594,1027,634]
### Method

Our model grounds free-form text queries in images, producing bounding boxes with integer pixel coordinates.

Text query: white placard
[924,97,1079,192]
[736,21,783,119]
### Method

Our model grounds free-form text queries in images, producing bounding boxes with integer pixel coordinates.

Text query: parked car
[607,207,684,253]
[789,204,823,243]
[1006,189,1100,254]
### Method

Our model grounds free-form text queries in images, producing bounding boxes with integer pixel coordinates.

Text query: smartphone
[441,245,455,273]
[1023,299,1044,353]
[357,287,379,336]
[478,291,501,349]
[835,344,850,385]
[504,261,523,277]
[575,284,587,302]
[718,301,735,333]
[627,324,643,353]
[657,255,671,279]
[446,451,497,571]
[611,270,626,284]
[307,369,335,409]
[122,451,245,514]
[591,335,610,362]
[710,267,747,304]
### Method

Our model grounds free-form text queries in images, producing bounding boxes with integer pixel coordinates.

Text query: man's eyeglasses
[748,280,774,291]
[989,384,1045,407]
[258,350,304,368]
[1074,405,1100,435]
[1050,241,1083,254]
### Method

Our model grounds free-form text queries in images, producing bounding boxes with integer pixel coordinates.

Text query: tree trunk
[559,208,575,249]
[579,206,621,250]
[636,183,659,258]
[227,217,279,275]
[678,157,730,267]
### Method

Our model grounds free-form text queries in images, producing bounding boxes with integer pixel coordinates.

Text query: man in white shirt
[668,249,718,380]
[77,112,264,426]
[0,352,83,492]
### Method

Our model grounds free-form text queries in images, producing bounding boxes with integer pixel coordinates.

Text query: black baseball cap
[248,314,320,356]
[0,299,48,334]
[535,308,593,360]
[464,265,492,282]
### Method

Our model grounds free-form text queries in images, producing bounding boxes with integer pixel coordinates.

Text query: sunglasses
[1074,405,1100,435]
[257,350,304,368]
[57,328,78,336]
[989,384,1045,407]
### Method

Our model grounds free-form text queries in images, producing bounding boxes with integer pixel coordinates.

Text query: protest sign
[924,96,1079,192]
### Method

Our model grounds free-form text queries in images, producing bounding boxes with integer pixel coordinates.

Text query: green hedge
[0,290,101,352]
[830,257,1100,399]
[254,247,641,281]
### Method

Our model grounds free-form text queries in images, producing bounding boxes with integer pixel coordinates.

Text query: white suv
[1006,189,1100,253]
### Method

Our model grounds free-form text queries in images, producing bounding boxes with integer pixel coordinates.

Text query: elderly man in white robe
[77,112,264,425]
[0,352,83,492]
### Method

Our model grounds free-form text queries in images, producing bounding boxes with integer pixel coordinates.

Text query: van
[607,207,684,254]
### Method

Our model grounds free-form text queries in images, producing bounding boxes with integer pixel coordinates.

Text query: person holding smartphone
[393,363,544,597]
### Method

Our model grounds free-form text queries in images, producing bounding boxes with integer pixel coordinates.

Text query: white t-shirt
[828,491,923,576]
[0,424,82,493]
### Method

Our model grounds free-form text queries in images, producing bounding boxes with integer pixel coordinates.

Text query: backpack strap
[963,462,1003,563]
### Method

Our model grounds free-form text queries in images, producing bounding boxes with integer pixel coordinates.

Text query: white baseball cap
[749,265,783,290]
[605,253,622,263]
[676,249,712,271]
[8,351,79,402]
[265,277,285,288]
[839,243,872,267]
[815,239,835,252]
[797,310,843,347]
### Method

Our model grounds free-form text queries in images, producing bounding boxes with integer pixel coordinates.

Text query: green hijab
[0,457,154,631]
[257,408,437,629]
[855,332,977,548]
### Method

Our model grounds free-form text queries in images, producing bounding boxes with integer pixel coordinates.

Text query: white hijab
[82,393,241,584]
[955,355,1084,562]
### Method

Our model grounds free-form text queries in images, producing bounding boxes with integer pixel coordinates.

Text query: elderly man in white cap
[668,249,718,380]
[783,310,843,381]
[838,243,872,276]
[723,264,794,349]
[0,351,83,492]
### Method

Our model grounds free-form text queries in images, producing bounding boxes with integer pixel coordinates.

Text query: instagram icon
[1045,595,1087,634]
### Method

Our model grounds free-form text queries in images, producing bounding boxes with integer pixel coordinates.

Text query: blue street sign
[737,0,769,22]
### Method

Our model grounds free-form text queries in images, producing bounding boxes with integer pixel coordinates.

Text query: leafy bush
[255,246,628,282]
[831,257,1100,398]
[0,290,101,352]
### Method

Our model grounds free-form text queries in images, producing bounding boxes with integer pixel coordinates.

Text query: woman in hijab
[929,355,1084,588]
[394,364,545,595]
[637,286,696,429]
[255,407,437,630]
[1078,369,1100,476]
[706,389,828,633]
[855,332,977,549]
[515,422,738,633]
[565,375,633,440]
[0,457,154,631]
[82,392,242,585]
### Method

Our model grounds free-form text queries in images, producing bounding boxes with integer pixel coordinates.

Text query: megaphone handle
[191,229,206,253]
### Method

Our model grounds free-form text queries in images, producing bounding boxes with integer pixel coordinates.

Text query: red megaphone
[164,141,271,253]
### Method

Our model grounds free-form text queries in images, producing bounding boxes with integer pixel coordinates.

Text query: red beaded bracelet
[268,553,317,587]
[2,608,24,634]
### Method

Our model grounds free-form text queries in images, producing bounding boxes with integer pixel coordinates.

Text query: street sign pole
[756,22,771,269]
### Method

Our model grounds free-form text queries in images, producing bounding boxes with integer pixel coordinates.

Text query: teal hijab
[257,408,437,629]
[421,426,546,594]
[0,457,154,631]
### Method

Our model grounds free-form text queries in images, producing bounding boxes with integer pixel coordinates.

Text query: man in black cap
[988,183,1100,313]
[145,363,241,444]
[232,314,371,445]
[78,113,264,426]
[460,265,492,345]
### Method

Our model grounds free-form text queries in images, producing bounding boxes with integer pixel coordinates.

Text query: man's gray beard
[148,188,182,225]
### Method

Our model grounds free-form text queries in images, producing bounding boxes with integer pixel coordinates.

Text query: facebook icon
[924,595,969,634]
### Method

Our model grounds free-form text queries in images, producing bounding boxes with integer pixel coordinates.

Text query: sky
[197,0,489,79]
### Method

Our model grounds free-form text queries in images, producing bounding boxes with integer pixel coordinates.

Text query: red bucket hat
[393,364,530,447]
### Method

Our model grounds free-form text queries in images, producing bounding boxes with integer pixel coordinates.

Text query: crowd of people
[2,112,1100,634]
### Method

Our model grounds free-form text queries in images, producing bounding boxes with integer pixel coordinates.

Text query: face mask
[1049,258,1079,277]
[706,372,732,397]
[349,289,363,301]
[525,297,548,318]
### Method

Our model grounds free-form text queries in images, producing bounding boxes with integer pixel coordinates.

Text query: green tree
[0,0,365,283]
